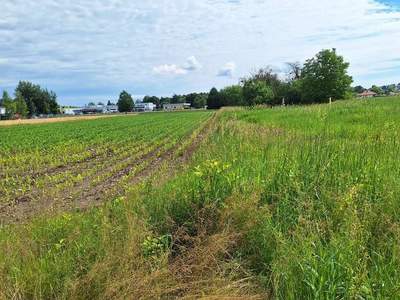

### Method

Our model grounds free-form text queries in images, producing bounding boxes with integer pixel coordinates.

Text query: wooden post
[329,97,332,105]
[282,97,286,107]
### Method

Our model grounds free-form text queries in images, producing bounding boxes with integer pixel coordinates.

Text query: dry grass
[61,208,265,300]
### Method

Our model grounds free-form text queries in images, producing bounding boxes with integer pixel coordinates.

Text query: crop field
[0,111,213,223]
[1,98,400,299]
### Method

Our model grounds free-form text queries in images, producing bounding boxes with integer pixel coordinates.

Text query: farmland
[0,111,213,223]
[1,98,400,299]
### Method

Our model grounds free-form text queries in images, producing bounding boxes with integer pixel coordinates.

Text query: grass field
[1,98,400,299]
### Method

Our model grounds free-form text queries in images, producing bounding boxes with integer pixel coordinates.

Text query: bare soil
[0,114,136,127]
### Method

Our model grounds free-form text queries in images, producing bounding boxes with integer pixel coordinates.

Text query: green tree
[300,49,353,103]
[47,91,59,114]
[160,97,171,108]
[283,80,303,105]
[242,80,274,106]
[207,87,222,109]
[143,95,161,108]
[0,91,11,106]
[15,92,28,117]
[184,93,197,107]
[192,94,207,109]
[385,84,396,95]
[353,85,366,94]
[171,94,185,103]
[117,90,134,112]
[251,67,285,103]
[219,85,243,106]
[15,81,59,115]
[370,85,384,95]
[1,91,16,118]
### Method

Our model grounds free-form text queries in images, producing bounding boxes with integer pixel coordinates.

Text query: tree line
[142,93,208,109]
[115,91,209,112]
[353,84,399,96]
[206,49,354,109]
[0,81,59,119]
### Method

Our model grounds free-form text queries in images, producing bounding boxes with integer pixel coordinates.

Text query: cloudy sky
[0,0,399,105]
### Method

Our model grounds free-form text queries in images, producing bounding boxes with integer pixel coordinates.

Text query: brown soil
[0,114,216,225]
[0,114,136,127]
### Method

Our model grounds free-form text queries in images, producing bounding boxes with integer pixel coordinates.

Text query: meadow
[1,98,400,299]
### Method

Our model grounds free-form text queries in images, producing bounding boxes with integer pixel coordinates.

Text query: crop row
[0,112,212,213]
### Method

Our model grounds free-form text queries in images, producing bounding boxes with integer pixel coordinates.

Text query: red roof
[358,90,377,97]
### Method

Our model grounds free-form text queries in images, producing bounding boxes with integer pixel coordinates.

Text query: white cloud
[217,62,236,77]
[153,64,187,75]
[153,56,201,76]
[184,56,202,71]
[0,0,400,103]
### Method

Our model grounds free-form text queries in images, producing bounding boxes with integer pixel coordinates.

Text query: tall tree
[117,90,134,112]
[219,85,243,106]
[15,92,28,117]
[242,80,274,106]
[300,49,353,103]
[0,91,12,106]
[47,91,59,114]
[15,81,59,115]
[207,87,222,109]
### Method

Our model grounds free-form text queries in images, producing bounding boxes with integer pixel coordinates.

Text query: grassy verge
[1,98,400,299]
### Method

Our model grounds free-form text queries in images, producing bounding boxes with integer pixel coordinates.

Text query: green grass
[1,98,400,299]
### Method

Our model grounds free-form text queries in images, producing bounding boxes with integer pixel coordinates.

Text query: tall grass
[1,98,400,299]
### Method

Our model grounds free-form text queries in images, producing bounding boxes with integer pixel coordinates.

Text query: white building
[0,106,6,116]
[163,103,191,111]
[135,102,156,112]
[63,108,82,115]
[63,104,119,115]
[104,105,119,113]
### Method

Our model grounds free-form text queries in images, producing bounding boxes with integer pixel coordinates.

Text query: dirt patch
[0,114,136,127]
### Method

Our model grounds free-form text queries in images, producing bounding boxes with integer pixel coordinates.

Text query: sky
[0,0,400,106]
